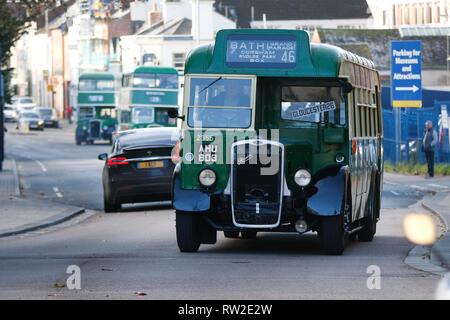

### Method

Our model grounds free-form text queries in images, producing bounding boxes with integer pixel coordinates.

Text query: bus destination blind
[226,35,297,68]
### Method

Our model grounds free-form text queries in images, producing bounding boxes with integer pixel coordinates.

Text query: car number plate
[137,161,164,169]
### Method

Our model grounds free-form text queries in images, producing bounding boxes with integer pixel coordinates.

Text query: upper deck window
[187,77,253,129]
[281,86,346,126]
[133,73,178,89]
[79,79,114,91]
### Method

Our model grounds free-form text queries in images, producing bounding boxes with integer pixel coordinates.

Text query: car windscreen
[281,86,346,126]
[22,113,39,118]
[20,98,34,104]
[38,109,52,116]
[187,77,253,129]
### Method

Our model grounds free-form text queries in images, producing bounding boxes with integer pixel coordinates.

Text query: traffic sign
[391,40,422,108]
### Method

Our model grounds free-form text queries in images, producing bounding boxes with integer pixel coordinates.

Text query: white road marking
[36,160,47,172]
[410,184,429,192]
[384,180,399,186]
[427,183,448,190]
[390,190,400,196]
[53,187,63,198]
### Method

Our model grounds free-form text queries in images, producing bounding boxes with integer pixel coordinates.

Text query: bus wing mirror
[168,108,185,121]
[343,82,353,94]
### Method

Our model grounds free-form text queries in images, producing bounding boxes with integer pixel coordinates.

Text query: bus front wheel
[176,211,201,252]
[320,214,347,255]
[358,192,377,242]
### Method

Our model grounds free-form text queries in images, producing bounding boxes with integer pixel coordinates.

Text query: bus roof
[132,66,179,75]
[79,72,116,80]
[184,29,375,78]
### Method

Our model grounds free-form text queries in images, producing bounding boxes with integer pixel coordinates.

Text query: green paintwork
[119,66,179,129]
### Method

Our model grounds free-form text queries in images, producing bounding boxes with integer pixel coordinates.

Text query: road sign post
[391,40,422,163]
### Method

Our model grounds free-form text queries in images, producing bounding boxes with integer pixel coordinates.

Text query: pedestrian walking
[422,120,438,178]
[67,105,73,124]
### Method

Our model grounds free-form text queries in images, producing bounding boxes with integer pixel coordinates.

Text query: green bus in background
[76,72,119,145]
[118,66,179,130]
[170,29,383,255]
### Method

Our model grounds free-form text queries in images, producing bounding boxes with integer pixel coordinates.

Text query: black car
[35,107,59,128]
[99,127,180,212]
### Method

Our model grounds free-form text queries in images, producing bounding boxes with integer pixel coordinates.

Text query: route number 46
[281,51,295,63]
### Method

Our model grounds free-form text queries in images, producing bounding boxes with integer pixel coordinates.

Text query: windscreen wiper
[199,76,223,94]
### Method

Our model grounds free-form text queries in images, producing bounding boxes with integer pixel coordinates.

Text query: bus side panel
[308,166,349,216]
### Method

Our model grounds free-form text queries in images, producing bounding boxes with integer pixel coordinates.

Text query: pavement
[385,172,450,276]
[0,158,85,238]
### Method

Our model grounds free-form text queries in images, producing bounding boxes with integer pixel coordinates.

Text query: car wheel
[241,231,257,239]
[104,195,120,213]
[75,136,82,145]
[176,211,201,252]
[223,231,240,238]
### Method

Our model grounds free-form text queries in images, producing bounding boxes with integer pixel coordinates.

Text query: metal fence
[382,86,450,164]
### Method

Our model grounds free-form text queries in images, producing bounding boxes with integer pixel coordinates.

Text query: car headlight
[38,120,44,125]
[199,169,216,187]
[103,126,109,131]
[294,169,311,187]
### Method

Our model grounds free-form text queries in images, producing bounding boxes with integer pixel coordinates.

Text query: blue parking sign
[391,40,422,108]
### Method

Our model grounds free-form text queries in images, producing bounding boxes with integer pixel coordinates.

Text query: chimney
[149,2,163,25]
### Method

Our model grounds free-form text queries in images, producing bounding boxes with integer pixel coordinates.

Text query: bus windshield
[281,86,346,126]
[132,107,154,124]
[133,74,178,89]
[78,107,94,119]
[187,77,253,129]
[79,79,114,91]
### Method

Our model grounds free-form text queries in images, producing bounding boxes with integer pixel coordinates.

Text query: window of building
[173,53,186,70]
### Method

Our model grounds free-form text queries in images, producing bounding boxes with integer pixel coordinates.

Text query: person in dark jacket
[423,120,438,178]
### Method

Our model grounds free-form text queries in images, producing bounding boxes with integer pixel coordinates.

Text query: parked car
[16,110,45,130]
[98,127,180,212]
[3,104,18,122]
[13,96,37,112]
[35,107,59,128]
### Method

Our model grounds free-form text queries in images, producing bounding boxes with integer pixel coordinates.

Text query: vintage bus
[118,66,179,130]
[76,72,119,145]
[170,29,383,255]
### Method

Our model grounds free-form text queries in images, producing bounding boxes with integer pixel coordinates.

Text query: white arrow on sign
[395,85,420,93]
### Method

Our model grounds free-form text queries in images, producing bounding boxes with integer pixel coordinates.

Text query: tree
[0,1,56,102]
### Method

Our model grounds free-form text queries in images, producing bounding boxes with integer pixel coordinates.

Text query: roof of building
[317,29,447,70]
[137,18,192,36]
[214,0,371,28]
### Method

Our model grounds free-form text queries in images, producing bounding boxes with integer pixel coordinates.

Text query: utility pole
[0,67,4,172]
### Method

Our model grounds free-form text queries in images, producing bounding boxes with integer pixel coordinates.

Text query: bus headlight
[336,154,345,163]
[294,169,311,187]
[199,169,216,187]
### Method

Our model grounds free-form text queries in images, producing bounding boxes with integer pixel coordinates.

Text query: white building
[119,0,236,73]
[367,0,450,30]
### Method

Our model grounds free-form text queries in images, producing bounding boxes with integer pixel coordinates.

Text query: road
[0,122,442,299]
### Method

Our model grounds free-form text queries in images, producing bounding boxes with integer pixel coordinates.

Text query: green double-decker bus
[118,66,179,130]
[170,29,383,255]
[76,72,119,145]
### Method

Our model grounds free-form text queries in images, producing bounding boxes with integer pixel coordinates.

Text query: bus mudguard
[308,166,349,216]
[172,165,211,212]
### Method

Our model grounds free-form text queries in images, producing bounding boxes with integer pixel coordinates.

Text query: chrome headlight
[335,154,345,164]
[294,169,311,187]
[38,120,44,125]
[199,169,216,187]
